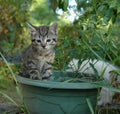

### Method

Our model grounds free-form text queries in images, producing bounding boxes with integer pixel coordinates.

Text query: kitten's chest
[37,56,49,62]
[36,51,55,63]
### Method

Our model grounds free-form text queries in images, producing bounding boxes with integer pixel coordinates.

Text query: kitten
[67,58,120,106]
[22,23,58,80]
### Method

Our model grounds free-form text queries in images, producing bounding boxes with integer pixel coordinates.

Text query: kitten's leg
[29,70,42,80]
[42,62,52,79]
[27,60,42,80]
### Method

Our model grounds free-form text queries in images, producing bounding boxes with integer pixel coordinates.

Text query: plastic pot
[17,71,99,114]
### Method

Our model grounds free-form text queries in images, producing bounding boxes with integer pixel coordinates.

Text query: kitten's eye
[47,39,51,42]
[36,39,41,43]
[32,39,35,42]
[53,38,56,42]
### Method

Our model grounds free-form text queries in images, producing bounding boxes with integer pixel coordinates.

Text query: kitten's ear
[51,23,58,30]
[50,23,58,35]
[27,22,36,33]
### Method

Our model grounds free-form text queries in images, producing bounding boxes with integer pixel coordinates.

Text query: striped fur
[22,23,58,80]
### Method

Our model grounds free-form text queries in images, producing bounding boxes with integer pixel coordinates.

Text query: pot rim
[16,71,103,89]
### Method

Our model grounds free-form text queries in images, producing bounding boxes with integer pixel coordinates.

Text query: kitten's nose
[41,43,46,48]
[42,45,45,48]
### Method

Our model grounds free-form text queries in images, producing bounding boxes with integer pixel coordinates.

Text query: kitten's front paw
[30,75,42,80]
[42,71,52,80]
[29,70,42,80]
[30,76,37,80]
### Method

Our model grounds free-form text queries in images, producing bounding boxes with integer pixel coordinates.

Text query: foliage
[51,0,120,70]
[0,52,30,114]
[0,62,13,91]
[50,0,69,11]
[29,0,58,25]
[0,0,32,54]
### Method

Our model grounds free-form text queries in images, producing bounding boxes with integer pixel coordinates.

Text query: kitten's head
[28,23,58,50]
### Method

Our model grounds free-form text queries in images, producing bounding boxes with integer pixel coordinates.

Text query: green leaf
[0,52,18,85]
[109,0,117,8]
[16,86,23,102]
[99,66,107,78]
[110,70,120,76]
[0,91,18,106]
[86,98,95,114]
[89,62,99,79]
[63,0,68,11]
[93,81,120,93]
[83,40,103,60]
[51,0,58,12]
[117,5,120,13]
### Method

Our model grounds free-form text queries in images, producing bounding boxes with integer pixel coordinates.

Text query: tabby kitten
[22,23,58,80]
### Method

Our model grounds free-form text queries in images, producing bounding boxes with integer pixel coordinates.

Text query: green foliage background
[52,0,120,69]
[0,0,32,54]
[29,0,57,25]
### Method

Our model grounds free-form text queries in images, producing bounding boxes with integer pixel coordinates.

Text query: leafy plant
[0,0,32,54]
[51,0,120,69]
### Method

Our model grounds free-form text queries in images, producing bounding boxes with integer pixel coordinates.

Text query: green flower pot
[17,71,99,114]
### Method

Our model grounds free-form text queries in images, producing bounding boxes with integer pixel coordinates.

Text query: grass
[86,98,95,114]
[0,52,30,114]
